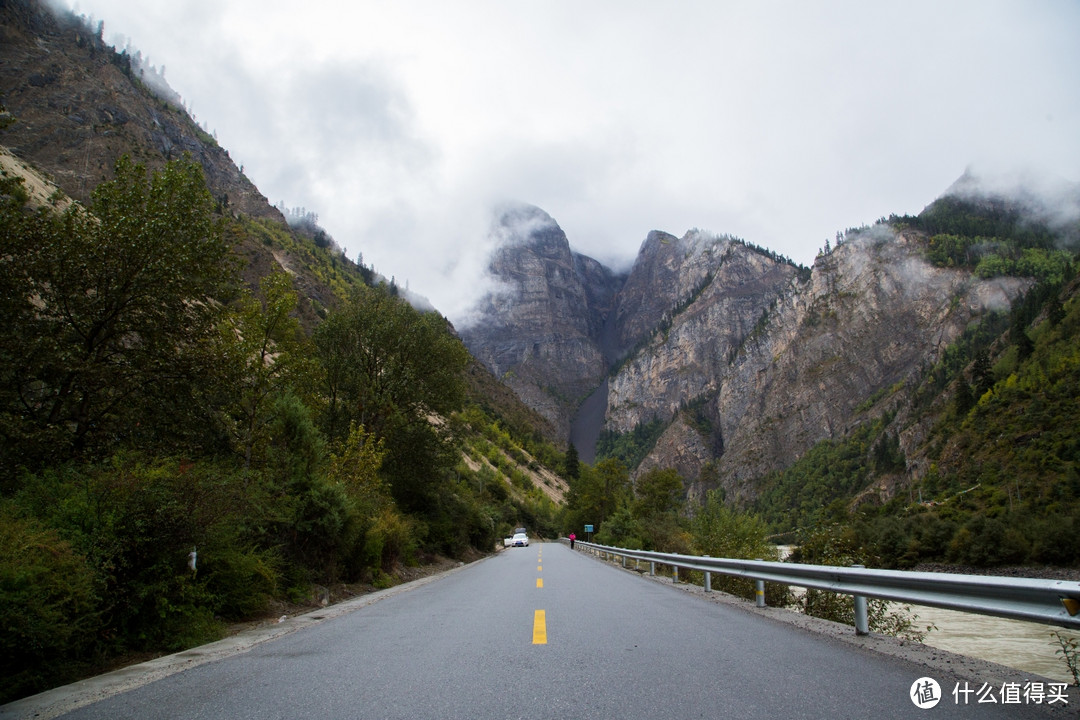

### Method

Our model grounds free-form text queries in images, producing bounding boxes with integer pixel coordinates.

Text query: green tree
[313,285,468,443]
[688,490,786,602]
[633,467,684,517]
[564,442,580,480]
[0,156,231,471]
[216,272,315,470]
[564,458,630,535]
[313,285,469,516]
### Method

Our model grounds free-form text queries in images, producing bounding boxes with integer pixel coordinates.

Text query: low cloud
[69,0,1080,324]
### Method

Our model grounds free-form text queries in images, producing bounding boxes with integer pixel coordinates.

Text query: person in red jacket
[569,532,576,549]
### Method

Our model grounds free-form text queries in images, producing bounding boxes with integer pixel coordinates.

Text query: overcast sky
[66,0,1080,321]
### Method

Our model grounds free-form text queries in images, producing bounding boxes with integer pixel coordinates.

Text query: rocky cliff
[463,210,1033,503]
[631,226,1029,500]
[460,204,622,437]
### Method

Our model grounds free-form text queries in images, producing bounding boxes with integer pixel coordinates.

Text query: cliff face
[607,233,799,433]
[661,227,1028,499]
[463,210,1031,502]
[459,205,622,436]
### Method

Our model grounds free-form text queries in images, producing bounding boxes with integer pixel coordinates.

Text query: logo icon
[911,677,942,709]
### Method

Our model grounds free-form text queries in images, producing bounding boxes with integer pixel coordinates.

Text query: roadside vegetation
[0,157,564,702]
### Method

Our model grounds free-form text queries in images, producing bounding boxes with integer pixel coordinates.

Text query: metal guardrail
[569,540,1080,634]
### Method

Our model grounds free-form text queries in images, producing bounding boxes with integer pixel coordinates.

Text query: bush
[0,507,100,703]
[792,525,929,641]
[202,544,280,620]
[364,507,418,571]
[690,492,788,605]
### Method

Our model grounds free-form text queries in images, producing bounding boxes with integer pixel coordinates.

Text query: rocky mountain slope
[0,0,272,218]
[462,200,1052,505]
[461,204,623,438]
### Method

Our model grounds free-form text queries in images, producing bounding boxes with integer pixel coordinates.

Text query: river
[772,547,1076,682]
[903,603,1074,683]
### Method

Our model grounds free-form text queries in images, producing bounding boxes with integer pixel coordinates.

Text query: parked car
[511,532,529,547]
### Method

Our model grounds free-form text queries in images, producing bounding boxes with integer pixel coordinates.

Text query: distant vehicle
[511,532,529,547]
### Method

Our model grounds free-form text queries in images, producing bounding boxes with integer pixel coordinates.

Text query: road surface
[20,542,1072,718]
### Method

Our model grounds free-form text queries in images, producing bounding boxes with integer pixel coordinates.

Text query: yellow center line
[536,578,543,588]
[532,609,547,644]
[537,565,542,572]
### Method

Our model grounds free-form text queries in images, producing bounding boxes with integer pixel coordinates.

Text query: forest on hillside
[0,157,565,702]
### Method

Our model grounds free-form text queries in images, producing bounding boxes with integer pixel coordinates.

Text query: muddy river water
[904,603,1075,683]
[771,548,1076,682]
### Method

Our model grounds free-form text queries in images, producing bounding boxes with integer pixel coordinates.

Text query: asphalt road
[44,542,1068,719]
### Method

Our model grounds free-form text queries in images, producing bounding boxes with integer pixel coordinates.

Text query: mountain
[462,189,1077,512]
[459,204,619,441]
[0,0,363,331]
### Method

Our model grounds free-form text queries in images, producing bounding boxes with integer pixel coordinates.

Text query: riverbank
[911,562,1080,582]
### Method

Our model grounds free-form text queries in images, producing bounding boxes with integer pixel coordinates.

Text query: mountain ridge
[460,186,1073,511]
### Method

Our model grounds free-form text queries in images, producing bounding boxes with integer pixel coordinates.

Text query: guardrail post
[704,556,711,592]
[852,564,869,635]
[650,561,655,576]
[672,566,679,583]
[755,559,766,607]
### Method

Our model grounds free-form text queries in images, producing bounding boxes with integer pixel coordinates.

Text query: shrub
[0,507,100,703]
[792,525,929,641]
[690,492,788,605]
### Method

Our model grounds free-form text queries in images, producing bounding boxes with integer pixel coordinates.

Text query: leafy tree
[633,467,684,517]
[313,285,468,443]
[313,285,469,517]
[563,458,629,535]
[216,272,315,470]
[689,490,785,604]
[0,156,231,472]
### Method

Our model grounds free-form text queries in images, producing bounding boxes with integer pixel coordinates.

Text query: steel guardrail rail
[570,540,1080,631]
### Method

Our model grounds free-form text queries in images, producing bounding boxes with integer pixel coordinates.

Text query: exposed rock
[463,211,1032,505]
[607,235,799,433]
[0,0,278,220]
[460,204,622,437]
[706,228,1029,500]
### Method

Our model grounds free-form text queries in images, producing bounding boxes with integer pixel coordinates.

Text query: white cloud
[70,0,1080,322]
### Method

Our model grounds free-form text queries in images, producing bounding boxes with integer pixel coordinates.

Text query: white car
[510,532,529,547]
